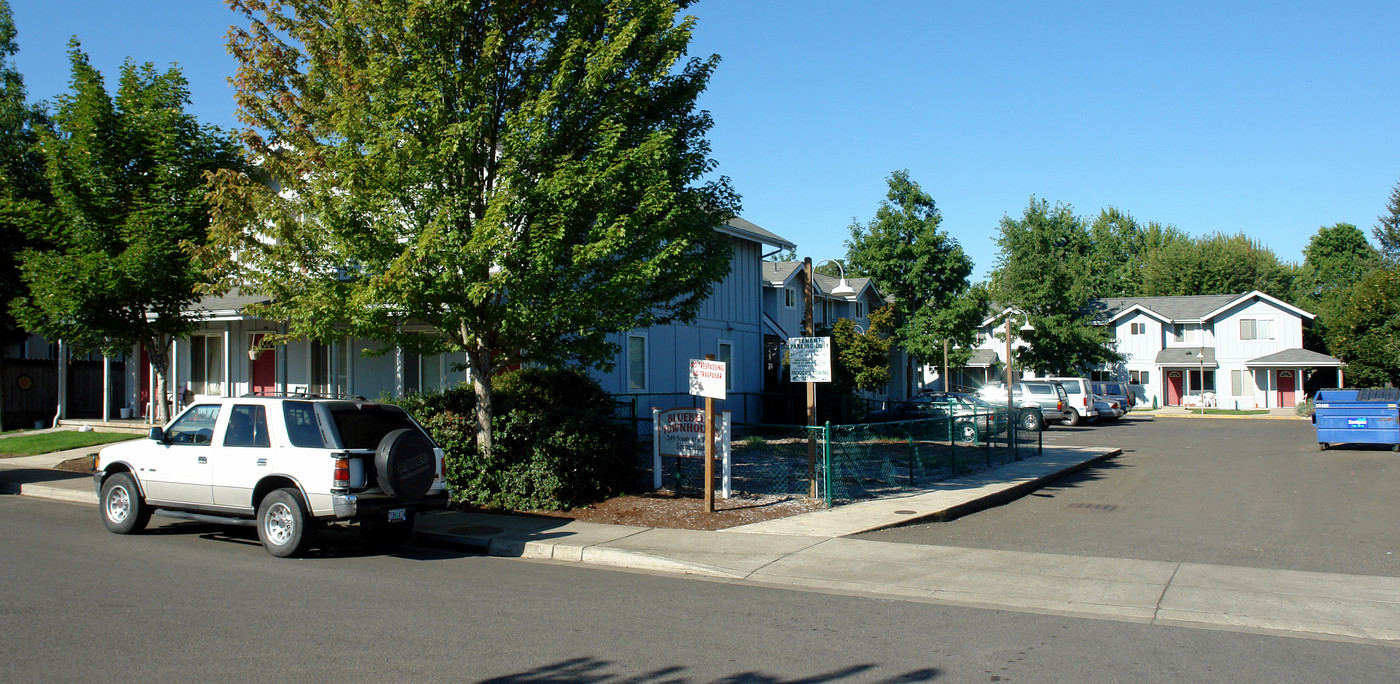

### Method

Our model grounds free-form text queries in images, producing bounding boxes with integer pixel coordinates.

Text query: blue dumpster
[1312,389,1400,452]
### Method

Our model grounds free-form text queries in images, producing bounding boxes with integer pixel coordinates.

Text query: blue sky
[9,1,1400,280]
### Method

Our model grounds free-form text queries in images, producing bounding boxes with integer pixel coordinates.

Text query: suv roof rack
[239,391,369,401]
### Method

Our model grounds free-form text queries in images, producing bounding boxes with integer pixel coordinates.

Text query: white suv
[94,394,448,557]
[1043,377,1100,426]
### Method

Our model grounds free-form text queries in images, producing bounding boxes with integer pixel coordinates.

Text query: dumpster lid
[1357,389,1400,402]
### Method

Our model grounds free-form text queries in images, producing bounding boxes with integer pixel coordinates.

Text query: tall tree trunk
[147,334,173,424]
[464,326,494,457]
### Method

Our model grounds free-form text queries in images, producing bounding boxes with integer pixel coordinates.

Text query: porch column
[223,324,232,398]
[102,355,110,423]
[55,339,68,425]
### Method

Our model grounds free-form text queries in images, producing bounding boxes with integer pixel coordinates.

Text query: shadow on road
[477,656,939,683]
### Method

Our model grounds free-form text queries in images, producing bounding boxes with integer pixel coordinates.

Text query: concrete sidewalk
[6,440,1399,646]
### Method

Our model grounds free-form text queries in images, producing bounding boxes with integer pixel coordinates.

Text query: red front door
[1277,370,1295,407]
[1166,371,1183,406]
[251,334,277,395]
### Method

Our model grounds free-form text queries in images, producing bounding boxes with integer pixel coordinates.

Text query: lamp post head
[830,279,857,298]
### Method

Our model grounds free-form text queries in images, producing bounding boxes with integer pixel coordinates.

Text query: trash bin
[1312,389,1400,452]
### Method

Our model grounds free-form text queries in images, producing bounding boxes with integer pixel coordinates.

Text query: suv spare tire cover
[374,428,436,499]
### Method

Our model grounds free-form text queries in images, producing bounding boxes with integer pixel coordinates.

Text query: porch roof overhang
[1155,346,1216,367]
[1245,348,1344,369]
[964,349,1000,368]
[183,288,271,322]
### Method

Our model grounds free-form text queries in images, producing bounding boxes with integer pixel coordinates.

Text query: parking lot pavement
[858,415,1400,578]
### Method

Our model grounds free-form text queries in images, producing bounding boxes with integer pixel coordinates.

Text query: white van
[1045,377,1099,426]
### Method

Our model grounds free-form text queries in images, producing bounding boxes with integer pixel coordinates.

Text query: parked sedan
[919,392,1009,441]
[860,395,951,423]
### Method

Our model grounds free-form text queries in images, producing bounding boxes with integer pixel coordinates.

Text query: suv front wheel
[257,488,314,558]
[100,473,151,534]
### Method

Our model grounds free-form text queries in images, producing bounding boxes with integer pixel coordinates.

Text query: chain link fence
[644,407,1043,507]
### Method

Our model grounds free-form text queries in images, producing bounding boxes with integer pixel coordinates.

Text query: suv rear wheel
[1061,408,1080,426]
[257,488,314,558]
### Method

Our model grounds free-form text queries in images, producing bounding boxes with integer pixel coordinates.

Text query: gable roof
[1094,291,1314,324]
[761,260,882,302]
[718,217,795,251]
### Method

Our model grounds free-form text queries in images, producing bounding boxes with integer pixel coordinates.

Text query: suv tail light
[333,456,350,489]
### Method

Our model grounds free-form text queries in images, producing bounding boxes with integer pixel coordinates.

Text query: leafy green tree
[209,0,738,454]
[11,42,241,422]
[0,0,48,349]
[844,170,976,371]
[1140,232,1296,298]
[1326,266,1400,387]
[989,197,1119,376]
[1083,207,1145,298]
[1375,178,1400,266]
[1294,223,1380,345]
[830,306,894,393]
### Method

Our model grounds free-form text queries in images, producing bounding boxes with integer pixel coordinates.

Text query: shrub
[410,368,636,511]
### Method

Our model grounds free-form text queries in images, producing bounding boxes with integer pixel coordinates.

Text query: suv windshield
[330,405,421,450]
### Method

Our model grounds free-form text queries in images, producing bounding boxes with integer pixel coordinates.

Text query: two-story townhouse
[1093,292,1343,409]
[591,218,795,423]
[115,218,796,425]
[759,260,913,401]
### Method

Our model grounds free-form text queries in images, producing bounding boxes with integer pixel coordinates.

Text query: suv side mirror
[148,427,165,442]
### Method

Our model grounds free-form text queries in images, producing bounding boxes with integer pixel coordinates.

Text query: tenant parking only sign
[788,336,832,383]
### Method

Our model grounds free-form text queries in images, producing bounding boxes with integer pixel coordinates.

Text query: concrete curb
[0,480,97,505]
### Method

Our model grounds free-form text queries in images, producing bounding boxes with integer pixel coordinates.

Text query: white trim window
[1232,369,1246,396]
[1239,318,1275,340]
[718,340,734,390]
[188,334,224,396]
[855,301,866,319]
[1130,322,1146,335]
[784,288,796,309]
[626,334,648,392]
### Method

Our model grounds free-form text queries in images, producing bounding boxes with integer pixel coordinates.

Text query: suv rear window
[284,402,327,448]
[330,406,421,450]
[1026,384,1052,396]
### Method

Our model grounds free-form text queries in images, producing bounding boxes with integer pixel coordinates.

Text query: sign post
[789,334,831,499]
[689,355,727,512]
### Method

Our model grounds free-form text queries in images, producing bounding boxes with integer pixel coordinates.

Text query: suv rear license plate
[387,508,407,523]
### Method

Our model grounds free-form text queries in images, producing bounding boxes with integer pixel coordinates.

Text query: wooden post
[803,258,817,499]
[704,354,716,513]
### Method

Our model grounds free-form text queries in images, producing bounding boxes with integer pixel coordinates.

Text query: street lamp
[802,257,856,498]
[1004,313,1035,435]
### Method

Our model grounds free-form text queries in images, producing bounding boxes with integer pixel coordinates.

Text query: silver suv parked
[977,381,1069,431]
[94,393,449,557]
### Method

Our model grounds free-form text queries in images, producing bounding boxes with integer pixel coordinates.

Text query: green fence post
[823,422,833,508]
[907,435,916,486]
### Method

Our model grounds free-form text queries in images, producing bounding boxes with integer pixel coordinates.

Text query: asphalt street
[4,494,1400,682]
[859,416,1400,577]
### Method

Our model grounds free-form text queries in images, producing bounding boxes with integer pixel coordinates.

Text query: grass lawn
[1199,409,1271,416]
[0,431,139,457]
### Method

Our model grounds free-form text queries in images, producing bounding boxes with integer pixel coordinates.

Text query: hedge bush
[401,368,636,511]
